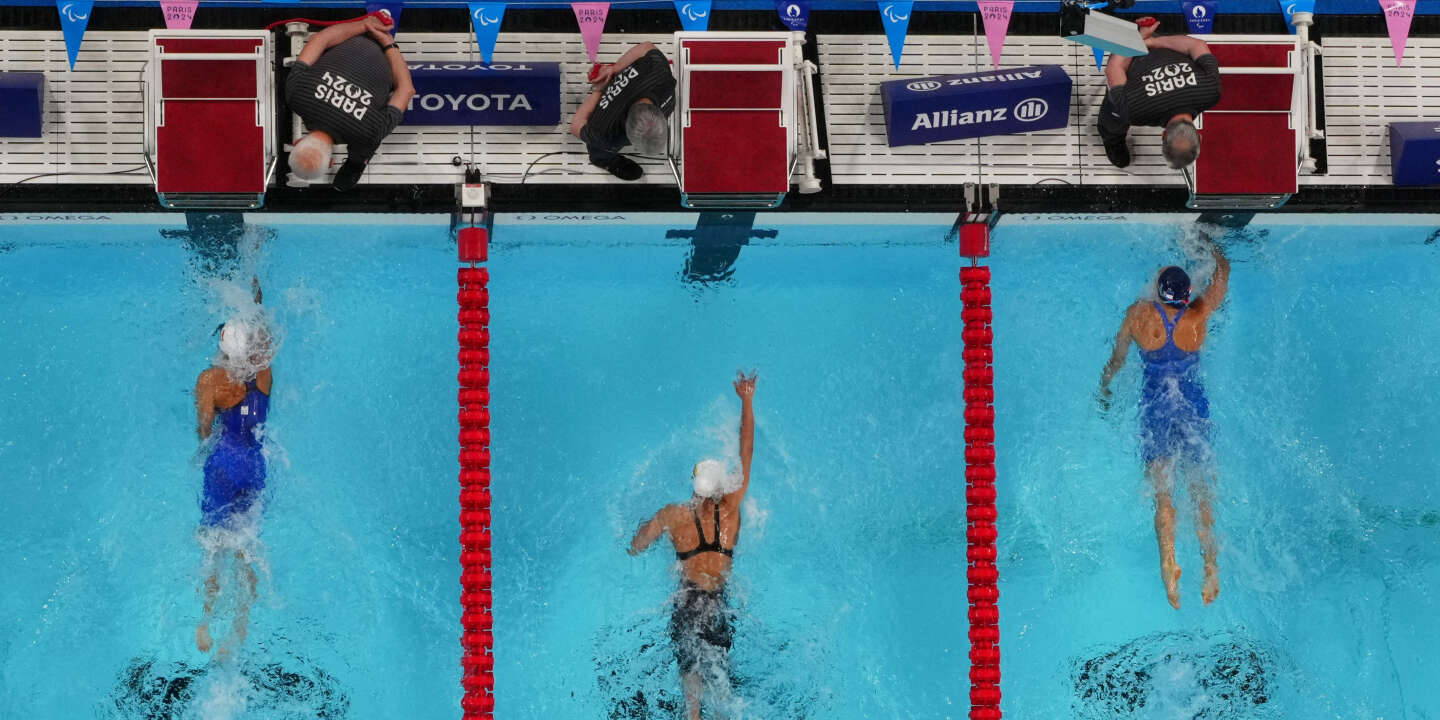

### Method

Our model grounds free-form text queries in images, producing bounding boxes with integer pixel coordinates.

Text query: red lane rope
[458,237,494,718]
[961,254,1000,720]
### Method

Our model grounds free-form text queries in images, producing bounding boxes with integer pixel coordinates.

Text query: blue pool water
[1,212,1437,719]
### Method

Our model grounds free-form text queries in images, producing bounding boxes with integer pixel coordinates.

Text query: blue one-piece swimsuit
[201,380,268,527]
[1139,302,1210,465]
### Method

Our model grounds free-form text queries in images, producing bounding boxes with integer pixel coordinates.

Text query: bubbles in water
[190,663,252,720]
[1070,630,1275,719]
[106,652,348,720]
[592,596,827,720]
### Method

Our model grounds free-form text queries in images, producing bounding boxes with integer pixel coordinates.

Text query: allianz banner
[880,64,1071,147]
[401,61,560,126]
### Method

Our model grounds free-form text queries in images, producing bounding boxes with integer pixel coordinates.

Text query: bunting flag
[572,3,609,62]
[468,2,506,64]
[776,0,809,31]
[1182,0,1216,34]
[1093,47,1105,72]
[160,0,197,30]
[674,1,711,32]
[1381,0,1417,66]
[57,0,93,70]
[977,0,1012,70]
[365,1,404,34]
[1279,0,1315,34]
[878,0,912,69]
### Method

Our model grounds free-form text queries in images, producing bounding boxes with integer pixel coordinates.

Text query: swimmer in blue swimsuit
[630,371,756,720]
[1100,245,1229,609]
[193,277,273,656]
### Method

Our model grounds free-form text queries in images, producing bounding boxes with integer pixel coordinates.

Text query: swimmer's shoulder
[196,366,227,390]
[1123,301,1151,329]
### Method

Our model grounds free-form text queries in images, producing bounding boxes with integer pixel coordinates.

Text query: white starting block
[668,31,826,209]
[142,30,277,209]
[1182,24,1323,209]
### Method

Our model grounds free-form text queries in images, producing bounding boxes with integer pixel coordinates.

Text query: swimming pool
[1,212,1436,719]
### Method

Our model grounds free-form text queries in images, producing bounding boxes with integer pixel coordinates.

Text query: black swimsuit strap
[675,500,733,560]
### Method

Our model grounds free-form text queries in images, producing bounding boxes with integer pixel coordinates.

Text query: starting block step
[1390,122,1440,187]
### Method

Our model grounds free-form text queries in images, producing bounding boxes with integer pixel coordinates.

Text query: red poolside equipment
[669,32,824,208]
[143,31,276,209]
[1182,34,1312,209]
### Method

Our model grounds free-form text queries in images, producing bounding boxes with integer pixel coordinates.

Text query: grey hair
[288,133,333,181]
[1161,120,1201,169]
[625,102,669,156]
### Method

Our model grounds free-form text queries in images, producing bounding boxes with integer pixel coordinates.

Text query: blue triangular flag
[468,2,505,64]
[56,0,93,70]
[366,2,404,34]
[776,0,809,31]
[879,0,912,69]
[1093,47,1105,72]
[674,1,711,32]
[1279,0,1314,34]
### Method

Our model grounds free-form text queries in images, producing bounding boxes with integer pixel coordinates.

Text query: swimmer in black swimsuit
[630,370,756,720]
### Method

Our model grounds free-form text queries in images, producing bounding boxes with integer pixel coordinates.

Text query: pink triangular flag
[161,0,197,30]
[1381,0,1416,67]
[977,0,1013,70]
[572,2,609,64]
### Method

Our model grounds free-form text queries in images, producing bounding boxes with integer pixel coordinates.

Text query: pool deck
[0,8,1437,212]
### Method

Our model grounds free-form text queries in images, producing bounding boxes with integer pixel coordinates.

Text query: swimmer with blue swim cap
[629,370,757,720]
[193,277,273,657]
[1100,242,1230,609]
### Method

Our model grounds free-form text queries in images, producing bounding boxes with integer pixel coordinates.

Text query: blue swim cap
[1157,266,1191,307]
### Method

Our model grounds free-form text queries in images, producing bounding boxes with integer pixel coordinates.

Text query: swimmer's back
[662,501,740,591]
[1127,301,1207,353]
[201,367,273,410]
[1126,256,1230,354]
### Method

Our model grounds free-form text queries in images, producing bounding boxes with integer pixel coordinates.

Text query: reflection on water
[666,212,778,286]
[107,652,347,720]
[1071,630,1274,719]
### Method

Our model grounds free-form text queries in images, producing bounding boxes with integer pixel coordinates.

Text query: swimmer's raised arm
[1191,245,1230,320]
[628,507,671,556]
[724,370,757,508]
[1099,306,1137,410]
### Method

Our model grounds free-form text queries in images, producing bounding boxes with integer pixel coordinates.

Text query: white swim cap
[219,319,252,359]
[692,459,730,499]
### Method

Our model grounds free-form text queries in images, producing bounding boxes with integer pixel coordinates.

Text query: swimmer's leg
[683,671,702,720]
[217,551,258,661]
[1187,466,1220,605]
[1148,459,1182,610]
[197,558,220,653]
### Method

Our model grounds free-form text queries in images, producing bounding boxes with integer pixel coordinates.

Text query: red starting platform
[1183,33,1319,210]
[670,32,824,209]
[143,30,276,209]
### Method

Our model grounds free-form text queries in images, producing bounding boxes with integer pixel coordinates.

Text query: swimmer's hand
[1097,385,1113,412]
[733,369,757,399]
